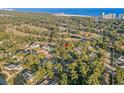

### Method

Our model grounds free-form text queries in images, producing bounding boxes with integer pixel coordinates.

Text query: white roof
[118,56,124,62]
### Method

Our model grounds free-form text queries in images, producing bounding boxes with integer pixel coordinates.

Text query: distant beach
[53,13,93,17]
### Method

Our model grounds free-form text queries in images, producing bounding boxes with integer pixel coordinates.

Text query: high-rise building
[100,13,116,19]
[100,12,105,19]
[107,13,116,19]
[119,14,124,19]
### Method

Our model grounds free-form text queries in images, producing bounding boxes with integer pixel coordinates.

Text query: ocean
[13,8,124,16]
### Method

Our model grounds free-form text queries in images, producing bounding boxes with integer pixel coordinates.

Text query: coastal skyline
[1,8,124,16]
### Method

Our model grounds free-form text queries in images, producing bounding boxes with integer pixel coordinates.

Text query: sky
[0,0,123,8]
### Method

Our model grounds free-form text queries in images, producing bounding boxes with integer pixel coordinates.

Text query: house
[116,56,124,67]
[29,42,40,48]
[40,45,53,58]
[42,45,49,51]
[40,76,58,85]
[13,55,23,61]
[4,63,23,71]
[119,66,124,69]
[81,37,94,42]
[16,49,30,54]
[40,57,49,67]
[0,50,7,58]
[0,49,10,58]
[74,47,81,54]
[40,79,49,85]
[89,52,98,59]
[0,40,4,45]
[117,56,124,63]
[104,63,116,72]
[16,49,37,55]
[22,71,33,82]
[41,44,54,52]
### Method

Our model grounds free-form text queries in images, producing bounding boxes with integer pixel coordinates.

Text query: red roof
[64,43,69,48]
